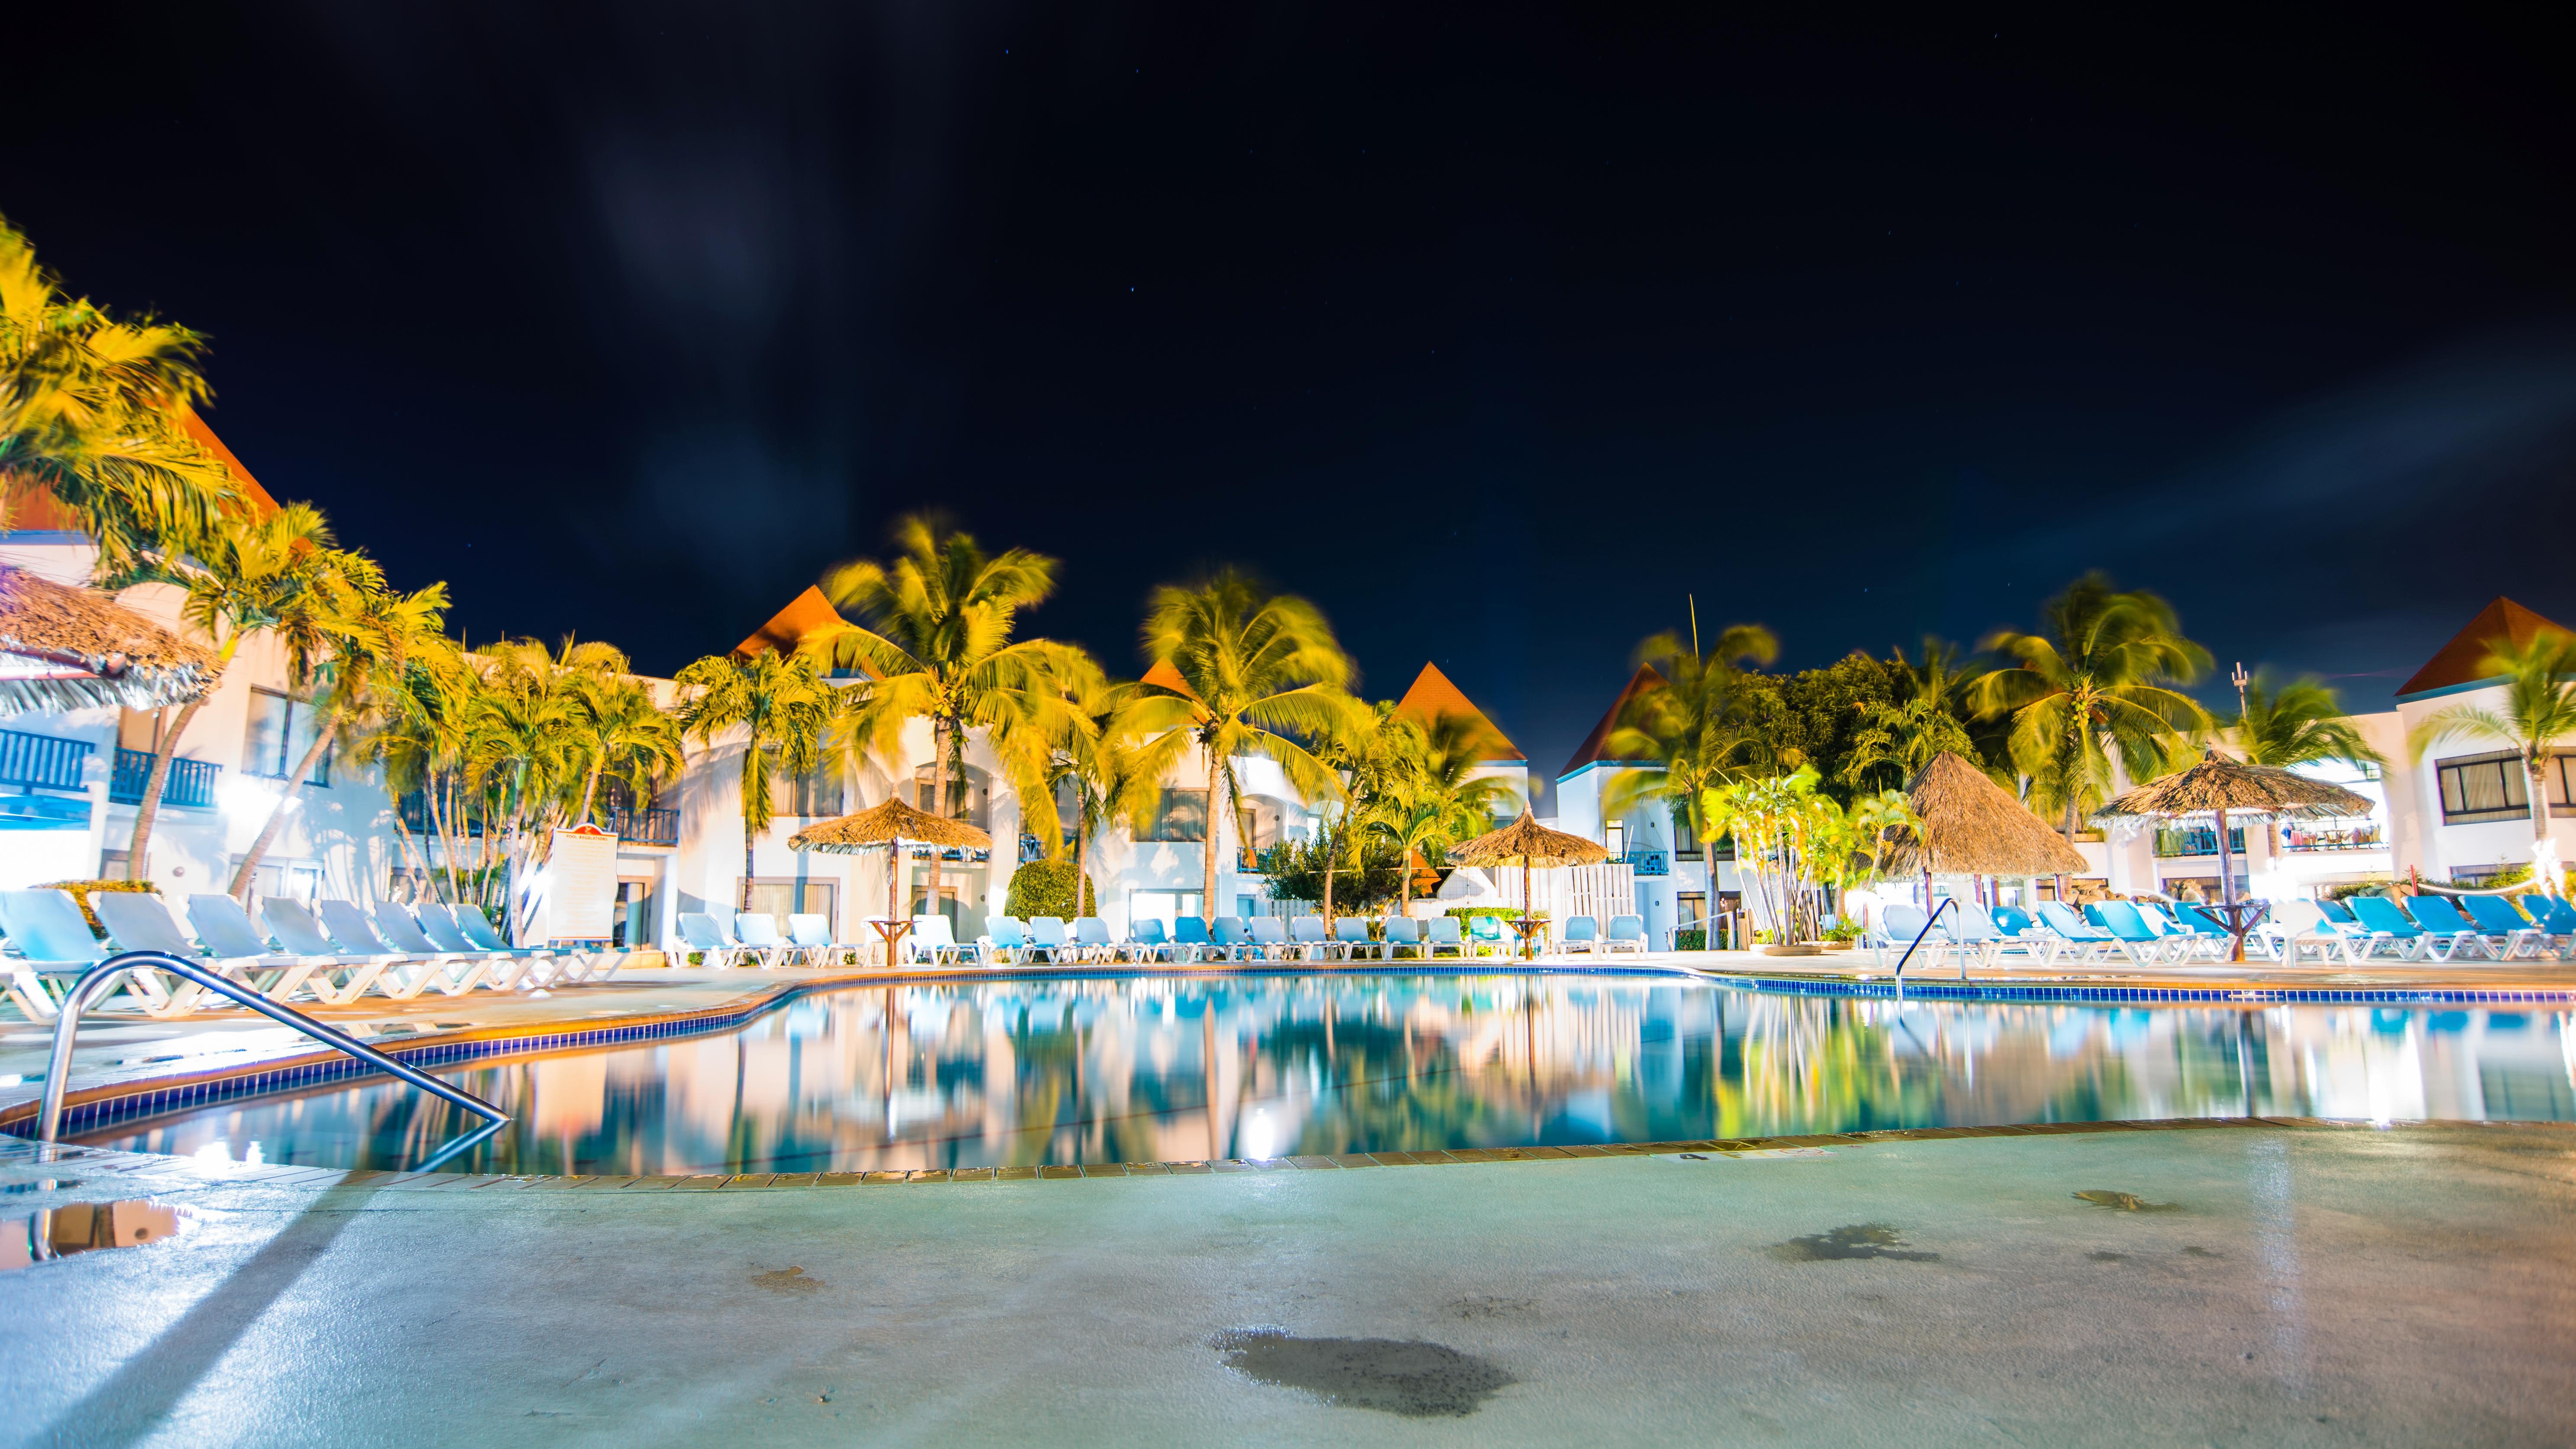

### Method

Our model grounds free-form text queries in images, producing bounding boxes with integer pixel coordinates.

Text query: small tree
[2409,631,2576,898]
[675,648,837,911]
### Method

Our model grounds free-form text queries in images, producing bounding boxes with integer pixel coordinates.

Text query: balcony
[108,748,221,808]
[2153,826,2245,859]
[606,805,679,847]
[1621,849,1670,877]
[2282,823,2383,853]
[0,728,92,792]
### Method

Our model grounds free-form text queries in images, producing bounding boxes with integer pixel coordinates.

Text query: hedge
[1005,859,1096,920]
[38,878,156,936]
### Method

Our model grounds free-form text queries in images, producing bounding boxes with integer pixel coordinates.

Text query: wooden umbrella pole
[2214,804,2243,962]
[1522,857,1534,962]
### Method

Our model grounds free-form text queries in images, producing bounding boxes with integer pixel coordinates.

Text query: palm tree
[570,668,684,827]
[120,503,338,878]
[1968,574,2213,844]
[1127,570,1360,921]
[1840,638,1979,792]
[1046,671,1155,919]
[2227,672,2384,770]
[824,516,1090,925]
[675,647,838,912]
[1602,623,1779,862]
[1358,710,1520,915]
[2409,630,2576,897]
[229,561,450,899]
[0,216,236,579]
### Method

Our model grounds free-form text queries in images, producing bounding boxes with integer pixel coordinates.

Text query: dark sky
[11,3,2576,788]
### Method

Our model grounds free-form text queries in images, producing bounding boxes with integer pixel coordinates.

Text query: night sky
[10,5,2574,790]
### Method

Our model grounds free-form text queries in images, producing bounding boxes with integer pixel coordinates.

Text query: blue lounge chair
[180,894,353,1003]
[984,916,1031,964]
[2519,896,2576,958]
[1209,916,1253,962]
[1466,914,1506,956]
[729,912,794,968]
[1381,916,1425,960]
[1126,917,1171,963]
[258,899,404,1003]
[676,911,754,969]
[1027,916,1071,964]
[2455,895,2550,960]
[413,902,557,989]
[1071,915,1118,963]
[0,889,210,1019]
[1290,915,1329,961]
[1172,916,1213,963]
[2317,898,2359,925]
[1332,916,1375,961]
[1560,916,1600,955]
[1603,914,1649,955]
[1425,916,1466,959]
[94,891,327,1009]
[1248,917,1290,961]
[2403,896,2492,961]
[2084,902,2175,964]
[2343,896,2434,961]
[324,899,492,997]
[1991,905,2037,936]
[787,913,856,968]
[2029,902,2115,965]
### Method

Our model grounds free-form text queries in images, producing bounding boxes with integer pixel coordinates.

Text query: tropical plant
[1840,638,1979,792]
[675,646,837,911]
[823,516,1090,923]
[562,649,684,826]
[2409,630,2576,898]
[228,561,450,899]
[1602,623,1780,862]
[1127,570,1361,919]
[1042,668,1155,917]
[0,216,237,579]
[2227,672,2384,771]
[1968,573,2213,843]
[120,502,340,878]
[1699,767,1842,945]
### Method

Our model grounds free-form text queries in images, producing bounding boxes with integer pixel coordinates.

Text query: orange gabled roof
[1558,664,1665,778]
[8,404,278,532]
[1393,662,1521,762]
[1140,657,1201,701]
[2397,597,2576,699]
[735,585,852,658]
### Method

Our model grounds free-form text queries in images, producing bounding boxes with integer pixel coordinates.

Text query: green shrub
[1673,928,1707,951]
[39,878,155,936]
[1005,859,1095,919]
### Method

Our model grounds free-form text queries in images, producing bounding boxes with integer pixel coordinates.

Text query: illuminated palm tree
[121,503,338,878]
[825,516,1089,922]
[1127,570,1359,919]
[571,666,685,827]
[1840,638,1979,792]
[2227,672,2383,770]
[2409,630,2576,896]
[1602,623,1779,860]
[0,216,236,579]
[1968,574,2212,844]
[1041,666,1155,917]
[676,647,837,911]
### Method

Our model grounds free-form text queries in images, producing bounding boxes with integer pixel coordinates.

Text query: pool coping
[1696,970,2576,1006]
[6,1115,2566,1194]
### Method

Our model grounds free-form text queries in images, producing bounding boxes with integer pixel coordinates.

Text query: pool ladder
[31,950,510,1171]
[1891,898,1963,981]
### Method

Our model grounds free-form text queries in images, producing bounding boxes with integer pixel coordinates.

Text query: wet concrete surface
[0,1122,2567,1446]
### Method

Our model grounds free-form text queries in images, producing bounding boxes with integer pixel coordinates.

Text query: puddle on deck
[1212,1327,1515,1417]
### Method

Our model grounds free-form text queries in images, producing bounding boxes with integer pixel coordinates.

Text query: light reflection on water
[86,977,2576,1174]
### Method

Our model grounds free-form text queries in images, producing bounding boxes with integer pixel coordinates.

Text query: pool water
[83,975,2576,1174]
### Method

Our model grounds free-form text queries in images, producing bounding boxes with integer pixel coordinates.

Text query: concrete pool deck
[1,1119,2568,1445]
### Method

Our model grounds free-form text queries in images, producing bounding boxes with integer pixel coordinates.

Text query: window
[1142,788,1207,842]
[230,854,320,909]
[1673,812,1700,858]
[1129,890,1204,931]
[745,879,836,936]
[789,760,842,818]
[2552,754,2576,810]
[911,764,990,829]
[1603,820,1627,859]
[2436,751,2527,825]
[242,690,330,786]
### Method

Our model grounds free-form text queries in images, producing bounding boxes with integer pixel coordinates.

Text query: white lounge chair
[1330,916,1374,961]
[1424,916,1467,959]
[676,912,755,969]
[730,913,794,969]
[258,900,405,1003]
[0,889,204,1019]
[1247,916,1290,961]
[93,891,321,1010]
[318,899,493,998]
[907,914,970,966]
[1560,916,1600,955]
[1602,914,1650,955]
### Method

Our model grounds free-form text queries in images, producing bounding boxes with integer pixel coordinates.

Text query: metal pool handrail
[1892,898,1958,980]
[33,950,509,1154]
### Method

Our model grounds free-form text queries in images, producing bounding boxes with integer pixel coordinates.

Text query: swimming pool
[79,974,2576,1174]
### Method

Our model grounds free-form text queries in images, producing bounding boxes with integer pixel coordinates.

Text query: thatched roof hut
[1448,809,1610,870]
[1884,751,2089,877]
[2094,751,2373,822]
[0,567,216,715]
[788,796,992,854]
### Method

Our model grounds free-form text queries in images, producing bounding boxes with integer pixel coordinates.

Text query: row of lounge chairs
[667,909,1656,969]
[1869,892,2576,971]
[0,888,626,1021]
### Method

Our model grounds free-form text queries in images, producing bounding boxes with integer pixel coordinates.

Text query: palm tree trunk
[577,756,605,825]
[228,710,339,900]
[926,718,947,925]
[1321,812,1338,928]
[2528,751,2562,898]
[1199,744,1223,922]
[1074,803,1090,919]
[123,696,205,879]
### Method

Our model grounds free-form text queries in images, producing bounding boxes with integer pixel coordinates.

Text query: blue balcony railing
[2153,826,2246,859]
[0,728,92,793]
[1622,849,1670,877]
[109,747,221,808]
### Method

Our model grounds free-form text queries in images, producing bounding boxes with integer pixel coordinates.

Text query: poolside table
[864,916,913,969]
[1508,918,1551,959]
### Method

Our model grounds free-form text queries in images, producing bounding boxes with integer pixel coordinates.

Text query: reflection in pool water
[85,976,2576,1174]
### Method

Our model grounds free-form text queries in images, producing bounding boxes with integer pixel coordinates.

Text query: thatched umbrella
[789,797,993,961]
[0,567,215,715]
[1885,752,2090,886]
[2094,747,2373,958]
[1448,809,1610,958]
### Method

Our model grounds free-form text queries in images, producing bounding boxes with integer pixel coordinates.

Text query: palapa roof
[1557,665,1664,778]
[2094,750,2373,823]
[0,567,216,715]
[2395,597,2573,700]
[1884,751,2089,877]
[786,796,992,854]
[1393,662,1521,762]
[734,585,852,659]
[1448,809,1612,870]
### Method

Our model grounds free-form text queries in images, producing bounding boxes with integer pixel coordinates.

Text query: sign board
[548,824,619,942]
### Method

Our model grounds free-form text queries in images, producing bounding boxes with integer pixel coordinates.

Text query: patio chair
[371,900,519,990]
[2029,902,2116,965]
[2162,904,2235,961]
[1602,915,1650,956]
[1331,915,1376,961]
[2456,895,2551,961]
[1425,916,1467,959]
[2317,897,2360,925]
[1466,914,1507,957]
[180,894,352,1003]
[1991,905,2037,937]
[412,902,555,990]
[1124,917,1172,963]
[1290,915,1329,961]
[908,914,970,966]
[730,913,795,969]
[321,899,494,998]
[1209,916,1253,962]
[2519,896,2576,959]
[256,900,406,1003]
[1027,916,1071,964]
[2245,900,2343,964]
[1874,903,1959,973]
[1381,916,1425,960]
[94,891,326,1008]
[787,913,860,968]
[984,916,1031,964]
[2403,896,2494,961]
[2083,902,2176,964]
[1071,915,1118,962]
[0,889,210,1020]
[676,912,755,969]
[1248,916,1290,961]
[1171,916,1213,963]
[2343,896,2435,961]
[1559,916,1600,955]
